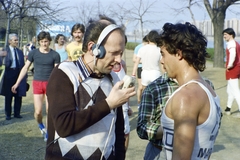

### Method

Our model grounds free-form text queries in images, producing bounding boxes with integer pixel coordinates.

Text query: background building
[126,18,240,48]
[195,18,240,37]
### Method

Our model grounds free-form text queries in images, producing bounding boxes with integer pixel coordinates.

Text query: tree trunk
[4,12,10,47]
[212,13,225,68]
[19,18,23,49]
[140,19,144,40]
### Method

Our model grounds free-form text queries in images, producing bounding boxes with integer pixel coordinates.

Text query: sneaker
[224,107,231,115]
[44,132,48,142]
[232,112,240,118]
[137,103,141,110]
[39,128,48,142]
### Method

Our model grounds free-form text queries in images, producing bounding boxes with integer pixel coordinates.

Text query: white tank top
[161,80,222,160]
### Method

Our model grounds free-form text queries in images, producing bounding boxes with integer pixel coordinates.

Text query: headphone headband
[96,24,120,47]
[92,24,120,59]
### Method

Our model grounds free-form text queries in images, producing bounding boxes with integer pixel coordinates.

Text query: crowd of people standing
[2,14,240,160]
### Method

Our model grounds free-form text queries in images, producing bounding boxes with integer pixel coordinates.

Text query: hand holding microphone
[106,75,136,110]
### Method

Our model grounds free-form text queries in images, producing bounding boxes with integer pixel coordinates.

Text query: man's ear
[176,49,183,60]
[88,41,95,56]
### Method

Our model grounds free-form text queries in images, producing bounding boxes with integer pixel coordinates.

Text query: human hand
[227,65,233,70]
[0,50,7,57]
[106,81,136,110]
[128,107,133,116]
[11,84,18,94]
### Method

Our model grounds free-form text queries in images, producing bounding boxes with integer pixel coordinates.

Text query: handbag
[26,82,30,92]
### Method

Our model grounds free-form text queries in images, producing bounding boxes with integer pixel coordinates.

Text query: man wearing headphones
[66,23,85,61]
[46,19,136,159]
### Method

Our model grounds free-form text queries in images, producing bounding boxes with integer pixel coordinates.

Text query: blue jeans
[144,142,165,160]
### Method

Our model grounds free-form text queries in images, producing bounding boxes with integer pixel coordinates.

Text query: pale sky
[52,0,240,33]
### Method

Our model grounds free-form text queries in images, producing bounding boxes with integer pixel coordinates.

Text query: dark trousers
[4,68,22,117]
[5,94,22,117]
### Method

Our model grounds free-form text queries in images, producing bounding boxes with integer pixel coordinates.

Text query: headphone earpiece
[92,44,106,59]
[92,24,120,59]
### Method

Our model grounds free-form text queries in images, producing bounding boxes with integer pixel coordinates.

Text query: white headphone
[92,24,120,59]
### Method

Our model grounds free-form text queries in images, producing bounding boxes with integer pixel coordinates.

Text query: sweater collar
[75,56,109,82]
[75,56,93,82]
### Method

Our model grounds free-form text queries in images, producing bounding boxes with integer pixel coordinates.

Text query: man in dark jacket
[0,33,27,120]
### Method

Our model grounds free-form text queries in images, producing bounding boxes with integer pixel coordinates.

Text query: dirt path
[1,50,240,160]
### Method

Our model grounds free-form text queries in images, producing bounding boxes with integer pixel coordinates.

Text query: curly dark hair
[54,34,66,44]
[71,23,85,36]
[37,31,52,42]
[156,22,208,72]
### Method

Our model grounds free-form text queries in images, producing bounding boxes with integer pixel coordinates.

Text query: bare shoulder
[170,83,207,119]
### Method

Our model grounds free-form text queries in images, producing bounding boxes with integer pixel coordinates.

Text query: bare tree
[0,0,69,48]
[170,0,240,68]
[187,0,197,25]
[204,0,240,67]
[73,1,98,27]
[73,0,113,27]
[108,1,131,28]
[126,0,161,39]
[0,0,15,46]
[72,0,161,43]
[168,0,204,25]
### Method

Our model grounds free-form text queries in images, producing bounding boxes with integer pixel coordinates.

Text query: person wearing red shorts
[12,31,60,141]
